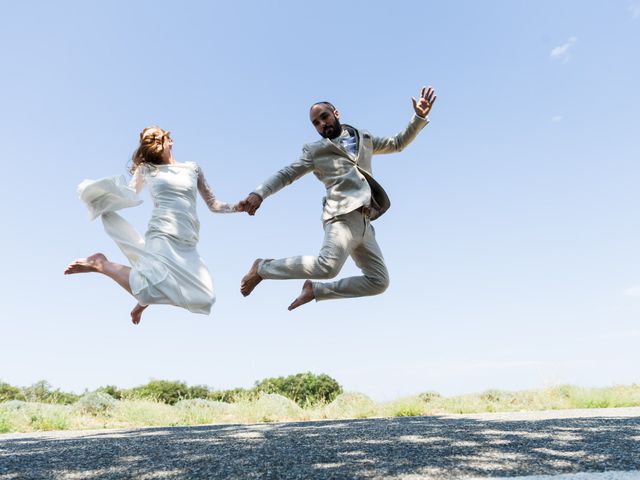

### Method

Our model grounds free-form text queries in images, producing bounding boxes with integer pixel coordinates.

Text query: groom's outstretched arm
[372,85,437,154]
[239,145,314,216]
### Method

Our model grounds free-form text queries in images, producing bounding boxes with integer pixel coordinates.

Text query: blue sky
[1,1,639,401]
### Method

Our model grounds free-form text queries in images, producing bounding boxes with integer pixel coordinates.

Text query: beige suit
[254,114,429,301]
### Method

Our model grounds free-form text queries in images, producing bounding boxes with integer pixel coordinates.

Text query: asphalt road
[1,407,639,479]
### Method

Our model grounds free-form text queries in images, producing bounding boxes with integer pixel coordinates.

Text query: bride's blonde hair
[130,126,170,174]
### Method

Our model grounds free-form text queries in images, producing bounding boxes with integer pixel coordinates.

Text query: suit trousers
[257,209,390,300]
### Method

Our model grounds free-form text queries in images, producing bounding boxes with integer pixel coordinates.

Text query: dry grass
[2,384,639,434]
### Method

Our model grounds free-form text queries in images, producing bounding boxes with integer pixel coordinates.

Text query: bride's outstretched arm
[196,165,238,213]
[128,165,146,194]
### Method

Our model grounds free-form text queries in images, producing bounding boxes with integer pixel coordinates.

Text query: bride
[65,126,238,324]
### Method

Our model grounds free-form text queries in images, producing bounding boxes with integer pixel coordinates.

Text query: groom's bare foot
[131,303,148,325]
[240,259,264,297]
[288,280,315,311]
[64,253,107,275]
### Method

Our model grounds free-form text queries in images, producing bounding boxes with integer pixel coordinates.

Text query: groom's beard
[320,118,342,139]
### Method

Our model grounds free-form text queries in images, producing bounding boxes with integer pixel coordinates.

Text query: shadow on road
[1,413,640,479]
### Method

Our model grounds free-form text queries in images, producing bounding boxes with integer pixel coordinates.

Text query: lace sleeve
[196,164,238,213]
[129,164,146,193]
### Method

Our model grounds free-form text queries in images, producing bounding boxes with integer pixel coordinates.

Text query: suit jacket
[253,114,428,221]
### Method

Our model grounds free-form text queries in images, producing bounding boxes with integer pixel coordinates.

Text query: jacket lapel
[323,138,356,164]
[322,125,361,164]
[323,138,348,156]
[343,125,363,165]
[351,126,364,165]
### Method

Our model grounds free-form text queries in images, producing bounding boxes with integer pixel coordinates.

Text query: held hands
[412,85,437,119]
[238,193,263,216]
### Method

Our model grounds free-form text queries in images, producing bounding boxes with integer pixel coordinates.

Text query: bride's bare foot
[288,280,315,311]
[240,258,264,297]
[131,303,148,325]
[64,253,108,275]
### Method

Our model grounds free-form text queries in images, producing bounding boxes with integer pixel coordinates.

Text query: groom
[239,85,436,310]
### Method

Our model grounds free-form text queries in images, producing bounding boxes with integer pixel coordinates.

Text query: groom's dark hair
[310,101,336,112]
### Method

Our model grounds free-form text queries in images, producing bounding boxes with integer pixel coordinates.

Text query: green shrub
[96,385,125,400]
[75,392,117,415]
[254,372,342,406]
[0,382,25,402]
[187,385,211,400]
[21,381,78,405]
[127,380,190,405]
[208,388,255,403]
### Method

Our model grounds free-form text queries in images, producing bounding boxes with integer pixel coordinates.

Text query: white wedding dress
[78,161,236,314]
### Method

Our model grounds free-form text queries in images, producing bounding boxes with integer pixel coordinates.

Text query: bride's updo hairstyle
[130,126,170,174]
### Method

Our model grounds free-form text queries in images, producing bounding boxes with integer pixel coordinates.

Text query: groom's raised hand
[412,85,436,118]
[239,193,263,216]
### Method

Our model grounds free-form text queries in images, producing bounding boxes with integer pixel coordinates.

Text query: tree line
[0,372,343,407]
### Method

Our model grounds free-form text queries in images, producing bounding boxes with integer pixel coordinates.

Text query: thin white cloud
[550,36,577,62]
[631,2,640,19]
[623,285,640,297]
[551,115,563,123]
